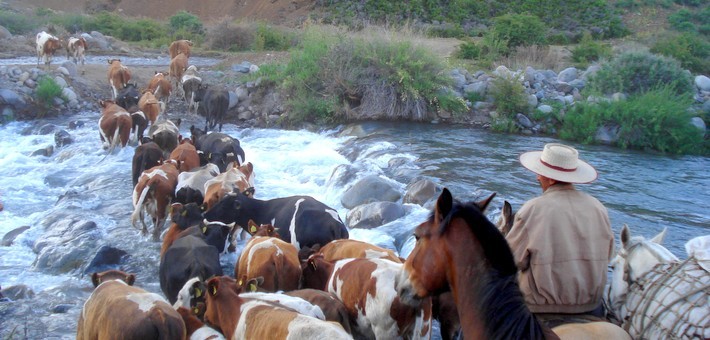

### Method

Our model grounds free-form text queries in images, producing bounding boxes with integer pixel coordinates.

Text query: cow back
[132,142,163,187]
[318,239,401,263]
[148,120,180,155]
[196,132,246,172]
[169,141,200,172]
[160,234,223,304]
[236,237,300,292]
[285,289,354,335]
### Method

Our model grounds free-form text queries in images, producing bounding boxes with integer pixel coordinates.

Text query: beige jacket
[506,184,614,314]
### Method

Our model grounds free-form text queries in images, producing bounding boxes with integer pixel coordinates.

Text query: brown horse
[397,188,631,340]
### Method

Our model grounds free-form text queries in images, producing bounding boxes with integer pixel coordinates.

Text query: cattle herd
[30,33,453,339]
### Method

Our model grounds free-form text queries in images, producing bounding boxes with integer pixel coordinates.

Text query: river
[0,110,707,338]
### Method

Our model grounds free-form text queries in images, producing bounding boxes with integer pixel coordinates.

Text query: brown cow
[285,289,354,336]
[317,239,402,263]
[131,159,179,241]
[169,139,200,173]
[98,100,132,153]
[169,39,193,59]
[235,232,300,292]
[203,276,352,340]
[169,53,188,97]
[66,36,88,74]
[301,256,433,339]
[176,306,225,339]
[202,162,255,211]
[107,59,131,100]
[148,71,173,104]
[138,89,162,125]
[36,31,62,70]
[76,270,186,340]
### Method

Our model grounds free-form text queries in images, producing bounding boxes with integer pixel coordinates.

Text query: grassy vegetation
[34,76,65,116]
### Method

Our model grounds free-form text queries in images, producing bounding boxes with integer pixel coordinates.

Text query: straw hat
[519,143,598,183]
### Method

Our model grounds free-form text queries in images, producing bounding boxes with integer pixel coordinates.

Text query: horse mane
[440,201,549,340]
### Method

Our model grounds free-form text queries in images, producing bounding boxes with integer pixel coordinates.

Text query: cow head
[116,82,140,110]
[246,219,278,237]
[108,58,121,65]
[300,254,333,291]
[99,99,117,108]
[174,277,208,319]
[202,191,251,226]
[237,275,265,293]
[201,221,235,254]
[91,269,136,288]
[170,202,205,229]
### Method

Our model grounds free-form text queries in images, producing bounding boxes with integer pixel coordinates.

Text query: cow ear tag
[194,287,202,298]
[193,307,199,315]
[211,285,217,296]
[250,225,257,234]
[181,210,187,216]
[238,279,243,286]
[202,226,207,234]
[249,283,257,292]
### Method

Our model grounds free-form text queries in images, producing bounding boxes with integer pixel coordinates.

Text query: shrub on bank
[571,33,612,66]
[35,76,65,114]
[560,86,704,154]
[651,32,710,75]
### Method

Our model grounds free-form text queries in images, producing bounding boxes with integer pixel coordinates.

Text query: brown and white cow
[132,159,179,241]
[176,306,225,340]
[301,256,433,340]
[66,36,88,73]
[202,162,255,211]
[107,59,131,100]
[236,231,301,292]
[203,276,352,340]
[138,89,163,126]
[36,31,62,70]
[148,71,173,104]
[132,141,163,188]
[169,39,193,59]
[77,270,186,340]
[98,100,132,153]
[169,139,200,173]
[175,163,220,206]
[182,65,202,113]
[317,239,402,263]
[284,289,354,336]
[170,53,189,97]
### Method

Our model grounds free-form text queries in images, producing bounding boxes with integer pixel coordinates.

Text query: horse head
[607,224,678,313]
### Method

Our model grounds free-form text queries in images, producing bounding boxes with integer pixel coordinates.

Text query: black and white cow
[115,82,140,111]
[131,141,163,188]
[203,192,349,250]
[193,84,229,132]
[175,163,220,205]
[159,233,223,304]
[191,126,246,172]
[148,119,181,157]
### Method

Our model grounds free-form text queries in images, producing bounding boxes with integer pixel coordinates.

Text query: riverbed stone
[341,175,402,209]
[60,61,77,77]
[346,201,406,229]
[55,67,70,77]
[31,145,54,157]
[54,130,73,148]
[517,113,534,128]
[1,226,31,246]
[595,124,620,145]
[83,245,129,275]
[557,67,578,83]
[537,105,553,113]
[403,178,438,206]
[33,219,100,274]
[695,75,710,92]
[0,285,35,301]
[24,79,36,89]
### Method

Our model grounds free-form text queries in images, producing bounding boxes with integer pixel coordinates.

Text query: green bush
[455,41,481,60]
[207,20,254,52]
[560,86,703,154]
[490,76,529,118]
[0,10,39,34]
[253,23,294,51]
[651,32,710,74]
[35,76,64,109]
[169,11,204,35]
[674,0,703,6]
[571,33,612,66]
[668,9,696,32]
[490,13,547,52]
[588,51,693,96]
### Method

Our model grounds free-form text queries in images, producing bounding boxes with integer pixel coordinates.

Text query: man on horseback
[506,143,615,326]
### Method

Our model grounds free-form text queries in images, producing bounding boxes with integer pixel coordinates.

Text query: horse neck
[447,221,551,340]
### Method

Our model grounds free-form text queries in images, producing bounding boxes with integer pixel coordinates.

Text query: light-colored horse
[607,224,709,339]
[398,188,630,340]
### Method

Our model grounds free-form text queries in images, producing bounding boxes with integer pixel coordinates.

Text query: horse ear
[475,192,496,212]
[621,224,631,248]
[650,228,667,244]
[436,188,453,220]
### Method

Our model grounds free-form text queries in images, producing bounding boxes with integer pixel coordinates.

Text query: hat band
[540,159,577,172]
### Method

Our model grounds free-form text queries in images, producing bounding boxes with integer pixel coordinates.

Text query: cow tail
[159,101,165,115]
[131,184,151,234]
[274,253,283,291]
[148,308,185,340]
[108,125,121,154]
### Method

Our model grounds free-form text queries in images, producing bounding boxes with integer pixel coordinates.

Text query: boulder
[0,89,27,110]
[695,75,710,92]
[33,219,100,274]
[690,117,706,137]
[54,130,73,148]
[83,245,129,275]
[0,285,35,301]
[340,175,402,209]
[403,179,438,206]
[346,201,406,229]
[1,226,31,246]
[557,67,578,83]
[31,145,54,157]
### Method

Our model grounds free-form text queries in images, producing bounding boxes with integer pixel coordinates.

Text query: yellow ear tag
[211,286,217,295]
[250,225,257,233]
[249,283,257,292]
[193,307,199,314]
[194,288,202,298]
[238,279,243,286]
[202,226,207,234]
[181,210,187,216]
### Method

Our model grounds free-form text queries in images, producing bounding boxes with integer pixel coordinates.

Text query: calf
[194,84,229,132]
[160,233,223,304]
[182,65,202,113]
[170,53,188,97]
[131,141,163,188]
[169,140,200,173]
[138,89,163,125]
[148,119,181,156]
[203,276,352,340]
[36,31,62,70]
[301,256,432,339]
[175,163,220,205]
[98,100,132,153]
[116,82,140,111]
[202,162,255,211]
[191,127,246,172]
[148,71,173,104]
[235,233,301,292]
[131,160,179,240]
[77,270,186,340]
[203,191,349,250]
[317,239,401,263]
[66,36,87,73]
[107,59,131,100]
[169,39,193,59]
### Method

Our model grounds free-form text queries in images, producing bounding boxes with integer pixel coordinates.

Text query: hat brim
[519,151,598,184]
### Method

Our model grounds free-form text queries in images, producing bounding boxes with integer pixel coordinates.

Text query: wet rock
[83,245,129,275]
[51,304,72,313]
[68,120,85,129]
[1,284,35,300]
[54,130,73,148]
[0,89,27,109]
[61,87,77,102]
[33,219,101,274]
[346,201,405,229]
[31,145,54,157]
[1,226,31,246]
[340,174,402,209]
[403,179,438,206]
[327,164,359,189]
[38,124,57,135]
[595,124,620,145]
